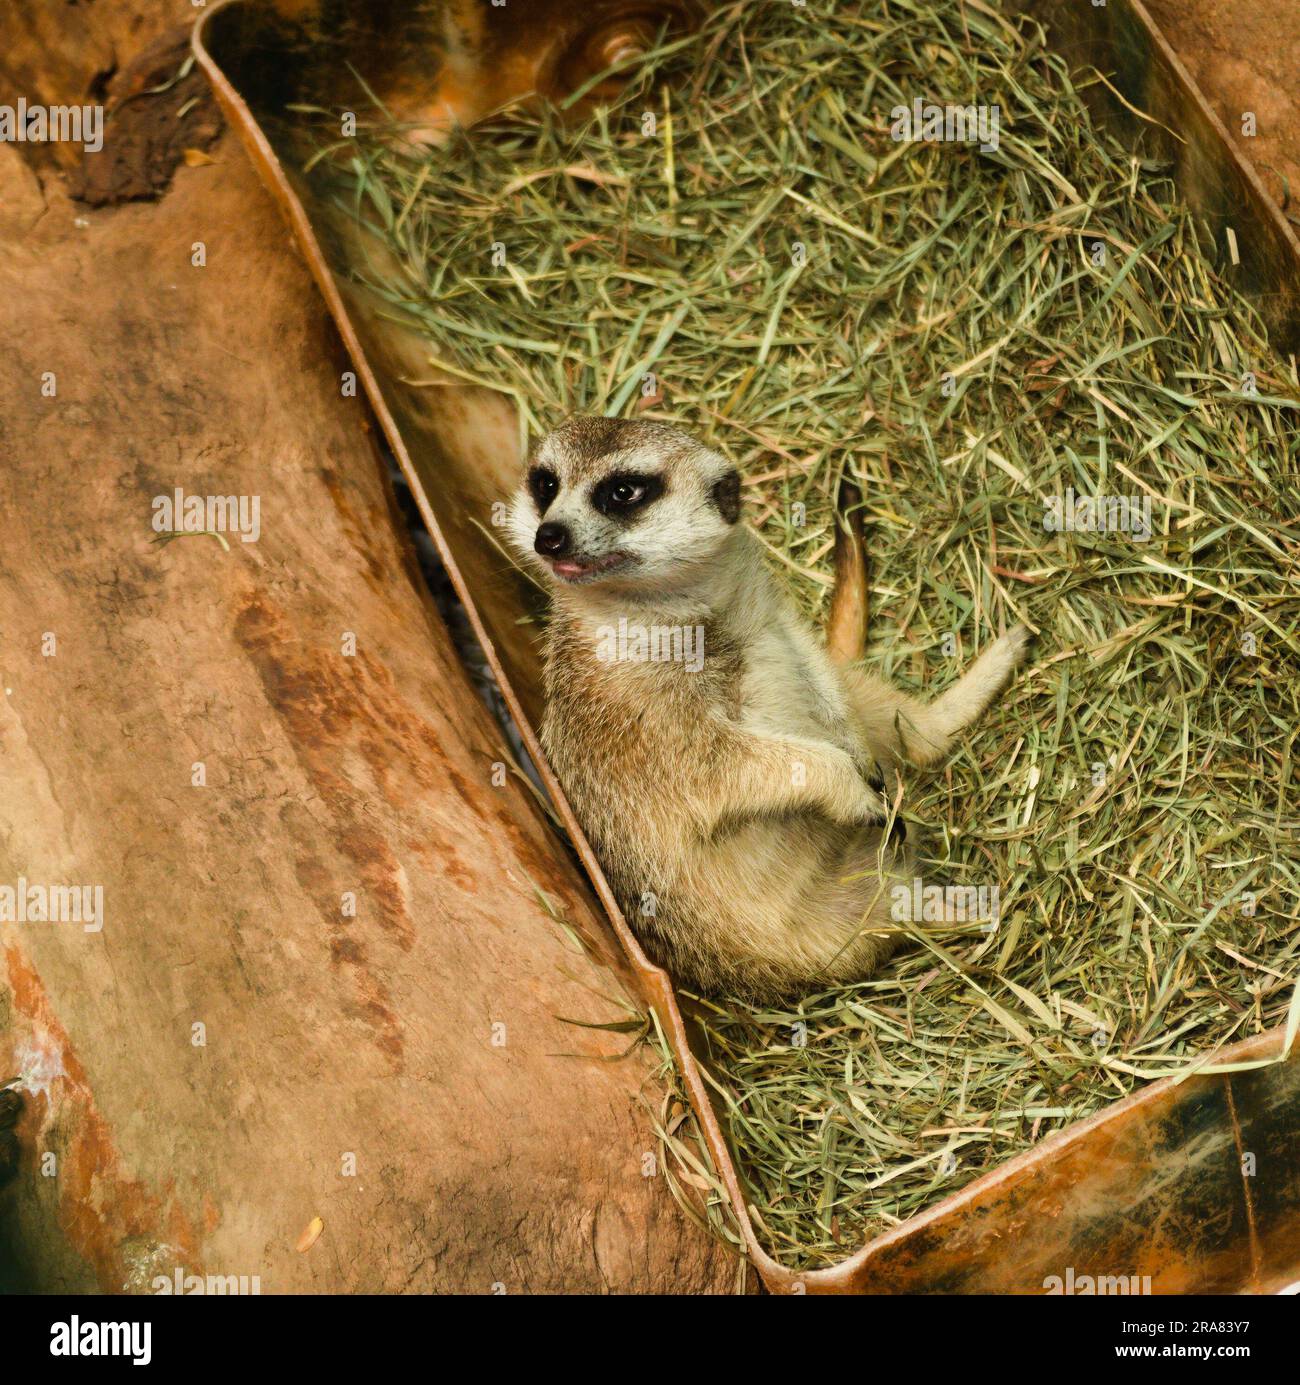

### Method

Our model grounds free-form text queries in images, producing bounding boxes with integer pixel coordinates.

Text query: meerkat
[508,415,1030,1002]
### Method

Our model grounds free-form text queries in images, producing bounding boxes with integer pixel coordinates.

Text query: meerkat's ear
[710,469,741,524]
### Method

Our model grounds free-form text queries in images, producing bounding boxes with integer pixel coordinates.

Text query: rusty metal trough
[193,0,1300,1293]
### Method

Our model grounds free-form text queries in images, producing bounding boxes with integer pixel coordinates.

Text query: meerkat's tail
[825,474,869,666]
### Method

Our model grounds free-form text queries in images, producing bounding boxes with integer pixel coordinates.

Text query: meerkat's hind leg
[914,624,1032,764]
[825,475,869,666]
[845,625,1031,771]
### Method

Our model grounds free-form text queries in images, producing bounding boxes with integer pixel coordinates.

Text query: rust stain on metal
[3,942,203,1289]
[1223,1073,1263,1290]
[234,592,416,1067]
[233,584,580,1067]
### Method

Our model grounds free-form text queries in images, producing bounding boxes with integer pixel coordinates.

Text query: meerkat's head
[507,416,742,593]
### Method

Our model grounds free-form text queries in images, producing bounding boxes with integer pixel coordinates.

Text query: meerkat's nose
[535,521,572,557]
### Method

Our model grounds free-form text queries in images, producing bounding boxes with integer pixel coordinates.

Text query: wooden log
[0,14,738,1291]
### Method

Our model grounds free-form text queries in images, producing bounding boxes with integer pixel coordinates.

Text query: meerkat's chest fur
[541,538,844,827]
[538,538,887,965]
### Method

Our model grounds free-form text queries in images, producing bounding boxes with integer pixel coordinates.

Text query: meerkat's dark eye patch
[710,469,741,524]
[528,466,559,512]
[591,472,664,519]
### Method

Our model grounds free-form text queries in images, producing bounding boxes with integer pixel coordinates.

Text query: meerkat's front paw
[820,750,889,825]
